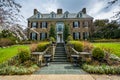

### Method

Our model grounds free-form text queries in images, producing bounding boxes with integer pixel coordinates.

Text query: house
[27,8,93,43]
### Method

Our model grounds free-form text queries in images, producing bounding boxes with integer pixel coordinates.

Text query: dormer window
[78,12,82,18]
[50,12,56,18]
[36,13,41,18]
[64,11,69,18]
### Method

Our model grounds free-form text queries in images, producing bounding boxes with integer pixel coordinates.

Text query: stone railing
[65,44,92,63]
[31,44,56,66]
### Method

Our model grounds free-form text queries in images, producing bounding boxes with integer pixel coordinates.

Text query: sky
[18,0,120,26]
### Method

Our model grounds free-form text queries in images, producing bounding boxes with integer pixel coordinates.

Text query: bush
[50,37,55,42]
[18,48,30,63]
[69,41,83,52]
[83,41,94,52]
[0,38,15,47]
[92,47,105,61]
[0,65,39,75]
[36,42,50,52]
[67,35,73,41]
[82,64,120,74]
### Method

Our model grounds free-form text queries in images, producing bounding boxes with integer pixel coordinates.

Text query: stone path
[34,63,87,74]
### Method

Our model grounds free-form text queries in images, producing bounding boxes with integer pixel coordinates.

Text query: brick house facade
[27,8,93,43]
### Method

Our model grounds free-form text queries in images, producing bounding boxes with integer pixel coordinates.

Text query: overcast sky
[18,0,120,26]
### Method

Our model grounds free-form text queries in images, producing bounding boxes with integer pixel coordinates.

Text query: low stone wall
[31,44,56,66]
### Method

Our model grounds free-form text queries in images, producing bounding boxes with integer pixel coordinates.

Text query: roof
[28,11,93,20]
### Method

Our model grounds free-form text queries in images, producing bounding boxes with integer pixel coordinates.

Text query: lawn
[0,45,29,63]
[93,43,120,57]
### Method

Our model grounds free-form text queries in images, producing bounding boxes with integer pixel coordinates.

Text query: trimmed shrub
[36,42,50,52]
[18,48,30,63]
[50,37,55,42]
[82,64,120,74]
[67,35,73,41]
[69,41,83,52]
[92,47,105,61]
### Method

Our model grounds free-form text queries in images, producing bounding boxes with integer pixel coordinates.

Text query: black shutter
[73,32,75,40]
[73,22,74,28]
[30,33,32,40]
[31,23,33,28]
[36,33,37,40]
[46,22,48,28]
[79,32,81,39]
[45,33,47,39]
[36,22,38,28]
[40,33,42,40]
[40,22,42,28]
[78,21,80,27]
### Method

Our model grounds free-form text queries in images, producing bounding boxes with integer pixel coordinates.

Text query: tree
[63,24,70,41]
[0,0,22,28]
[49,25,56,39]
[107,0,120,21]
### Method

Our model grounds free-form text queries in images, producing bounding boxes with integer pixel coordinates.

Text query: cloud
[17,0,119,26]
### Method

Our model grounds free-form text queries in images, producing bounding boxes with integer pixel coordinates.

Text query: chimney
[57,9,62,14]
[34,9,38,15]
[82,8,86,14]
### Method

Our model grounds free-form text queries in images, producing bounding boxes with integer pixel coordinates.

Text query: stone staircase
[52,43,69,64]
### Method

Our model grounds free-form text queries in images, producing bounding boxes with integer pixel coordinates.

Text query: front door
[56,22,64,43]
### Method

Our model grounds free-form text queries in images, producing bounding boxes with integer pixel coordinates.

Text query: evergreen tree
[63,24,70,41]
[49,25,56,39]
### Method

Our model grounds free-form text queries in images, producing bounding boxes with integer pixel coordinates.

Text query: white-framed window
[78,13,82,17]
[42,22,47,28]
[31,32,37,40]
[57,25,63,32]
[73,32,80,40]
[36,13,41,18]
[83,21,88,27]
[40,33,47,40]
[83,32,89,40]
[50,12,56,18]
[32,22,37,28]
[74,21,79,28]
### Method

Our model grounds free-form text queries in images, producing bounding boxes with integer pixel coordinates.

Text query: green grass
[93,43,120,57]
[0,45,29,63]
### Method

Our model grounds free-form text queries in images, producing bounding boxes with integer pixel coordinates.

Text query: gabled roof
[28,10,93,20]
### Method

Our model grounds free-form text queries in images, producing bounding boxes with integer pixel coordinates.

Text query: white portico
[56,22,64,43]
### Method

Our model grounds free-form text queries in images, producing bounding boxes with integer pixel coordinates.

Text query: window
[32,22,37,28]
[36,13,41,18]
[73,32,80,40]
[83,21,88,27]
[64,11,69,18]
[57,25,63,32]
[73,21,79,28]
[40,33,47,40]
[31,32,37,40]
[79,13,82,17]
[50,12,56,18]
[41,22,47,28]
[83,32,88,40]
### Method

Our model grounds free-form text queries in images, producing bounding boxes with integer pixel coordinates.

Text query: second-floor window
[32,22,38,28]
[41,22,47,28]
[73,21,80,28]
[83,21,88,27]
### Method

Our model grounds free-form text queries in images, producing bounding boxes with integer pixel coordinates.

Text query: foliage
[49,25,56,40]
[0,0,22,26]
[92,21,120,39]
[67,35,73,41]
[30,43,38,52]
[0,45,29,63]
[69,41,83,52]
[63,24,70,41]
[93,43,120,57]
[82,64,120,74]
[92,47,105,61]
[83,41,94,52]
[18,48,30,63]
[50,37,55,42]
[0,38,15,47]
[36,42,50,52]
[0,64,39,75]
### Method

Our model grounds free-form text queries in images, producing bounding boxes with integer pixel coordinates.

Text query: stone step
[54,57,67,60]
[55,51,65,53]
[50,62,70,64]
[54,55,67,57]
[52,59,68,62]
